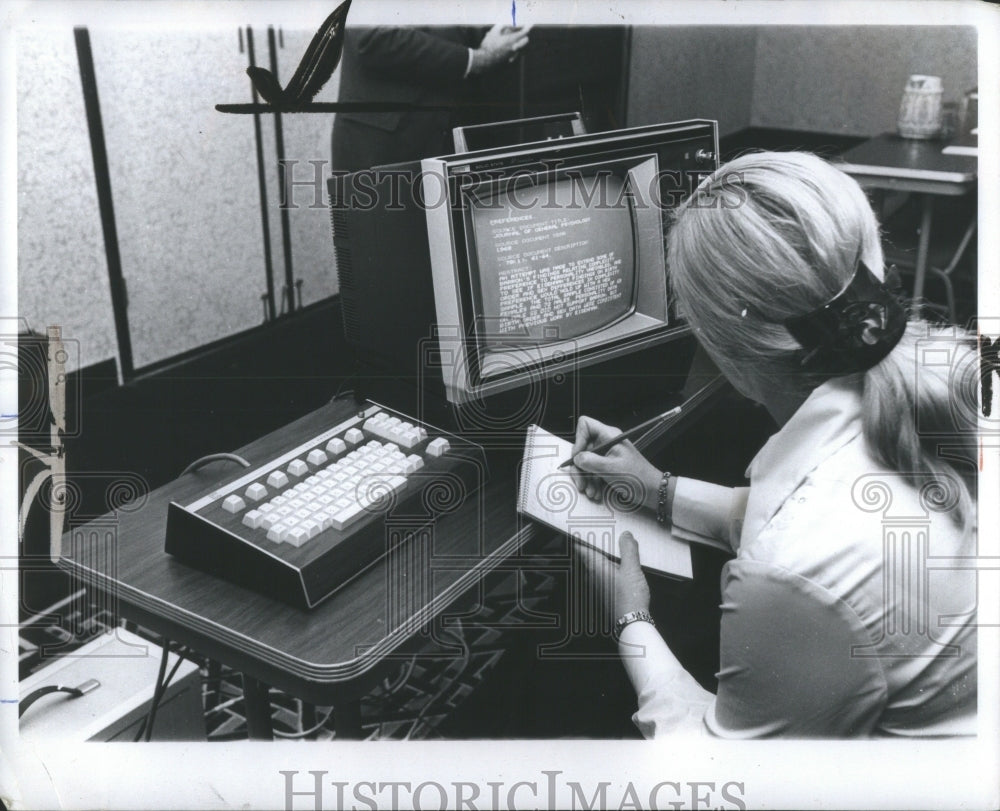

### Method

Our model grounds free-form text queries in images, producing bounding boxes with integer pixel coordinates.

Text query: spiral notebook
[517,425,693,579]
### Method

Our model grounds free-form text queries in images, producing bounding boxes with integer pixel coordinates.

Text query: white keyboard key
[266,470,289,489]
[317,494,335,506]
[387,459,409,476]
[426,437,450,457]
[399,429,421,448]
[416,426,428,442]
[287,459,308,477]
[384,475,408,495]
[242,509,263,529]
[257,502,274,514]
[404,455,424,475]
[386,416,401,427]
[307,449,327,466]
[261,513,280,531]
[300,520,321,539]
[285,526,310,547]
[222,494,246,513]
[266,521,291,543]
[330,503,366,531]
[344,428,364,446]
[276,505,295,517]
[294,509,312,522]
[326,437,347,456]
[300,492,315,503]
[314,511,333,530]
[245,483,267,502]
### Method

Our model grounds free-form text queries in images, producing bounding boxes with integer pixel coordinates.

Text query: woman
[571,151,978,738]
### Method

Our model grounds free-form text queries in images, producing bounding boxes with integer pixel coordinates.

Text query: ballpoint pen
[558,406,682,469]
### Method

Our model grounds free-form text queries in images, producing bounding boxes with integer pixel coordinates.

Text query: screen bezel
[421,119,718,405]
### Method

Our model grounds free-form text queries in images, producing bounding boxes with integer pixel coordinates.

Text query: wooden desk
[56,398,538,738]
[56,367,728,739]
[836,133,977,309]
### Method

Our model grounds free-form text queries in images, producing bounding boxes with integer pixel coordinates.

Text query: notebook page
[518,426,693,579]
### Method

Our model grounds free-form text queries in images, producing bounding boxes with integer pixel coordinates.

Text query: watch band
[612,609,655,642]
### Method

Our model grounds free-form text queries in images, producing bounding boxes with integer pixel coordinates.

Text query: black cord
[133,641,171,742]
[19,685,84,718]
[144,647,190,742]
[180,453,251,476]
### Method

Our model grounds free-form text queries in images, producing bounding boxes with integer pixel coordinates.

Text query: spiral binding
[516,424,540,513]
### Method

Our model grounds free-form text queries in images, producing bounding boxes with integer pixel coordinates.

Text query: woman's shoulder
[744,433,971,565]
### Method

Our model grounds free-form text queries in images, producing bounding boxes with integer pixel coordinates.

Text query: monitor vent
[329,205,359,345]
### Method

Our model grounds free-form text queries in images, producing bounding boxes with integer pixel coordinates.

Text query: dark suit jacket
[332,26,483,171]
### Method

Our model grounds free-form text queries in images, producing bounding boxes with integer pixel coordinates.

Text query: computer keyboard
[165,401,487,609]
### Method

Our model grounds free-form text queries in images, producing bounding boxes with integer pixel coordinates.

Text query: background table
[837,133,977,312]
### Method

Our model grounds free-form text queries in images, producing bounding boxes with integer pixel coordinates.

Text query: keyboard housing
[165,402,488,609]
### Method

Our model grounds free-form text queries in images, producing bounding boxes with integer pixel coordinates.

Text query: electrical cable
[143,646,191,742]
[18,682,98,718]
[180,453,251,476]
[133,641,170,741]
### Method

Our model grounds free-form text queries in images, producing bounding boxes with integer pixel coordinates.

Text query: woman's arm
[570,415,748,551]
[671,479,749,552]
[599,550,889,738]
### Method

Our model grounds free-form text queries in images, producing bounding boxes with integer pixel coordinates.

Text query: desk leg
[242,675,274,740]
[334,698,363,739]
[913,194,935,311]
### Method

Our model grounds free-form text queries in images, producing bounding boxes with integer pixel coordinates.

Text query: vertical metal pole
[268,26,296,313]
[247,27,278,321]
[74,28,134,380]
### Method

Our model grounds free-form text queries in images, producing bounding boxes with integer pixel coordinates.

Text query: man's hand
[469,23,530,75]
[576,532,651,620]
[568,415,663,510]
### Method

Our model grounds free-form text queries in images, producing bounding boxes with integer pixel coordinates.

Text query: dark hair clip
[783,262,907,376]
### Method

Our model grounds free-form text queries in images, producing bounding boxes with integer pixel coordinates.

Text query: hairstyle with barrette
[667,151,977,531]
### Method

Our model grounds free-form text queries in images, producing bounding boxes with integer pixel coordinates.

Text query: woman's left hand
[577,531,651,619]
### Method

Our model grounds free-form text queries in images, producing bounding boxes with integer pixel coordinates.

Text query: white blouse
[622,377,978,737]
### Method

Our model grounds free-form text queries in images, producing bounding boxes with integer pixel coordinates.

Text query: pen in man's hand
[558,406,682,470]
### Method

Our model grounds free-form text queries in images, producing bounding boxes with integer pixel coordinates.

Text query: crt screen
[468,173,636,347]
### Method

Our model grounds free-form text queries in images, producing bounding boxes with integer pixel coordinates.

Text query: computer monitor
[452,111,586,153]
[328,119,718,432]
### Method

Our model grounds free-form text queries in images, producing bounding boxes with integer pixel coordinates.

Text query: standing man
[332,24,530,171]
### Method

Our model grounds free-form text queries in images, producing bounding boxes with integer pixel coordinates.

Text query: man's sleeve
[356,27,474,84]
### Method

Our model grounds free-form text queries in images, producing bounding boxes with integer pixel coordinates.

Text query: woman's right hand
[568,416,664,510]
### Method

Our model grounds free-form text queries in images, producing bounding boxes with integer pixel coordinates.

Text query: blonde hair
[668,151,976,530]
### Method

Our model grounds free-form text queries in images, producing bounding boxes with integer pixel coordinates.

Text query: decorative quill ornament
[247,0,352,105]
